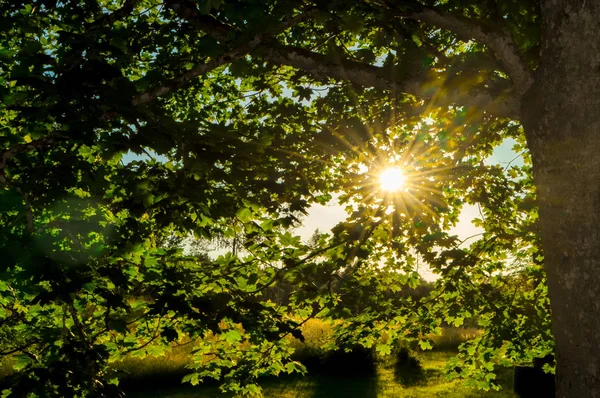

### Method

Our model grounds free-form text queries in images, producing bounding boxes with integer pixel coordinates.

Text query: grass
[110,342,196,391]
[125,351,516,398]
[0,321,516,397]
[429,327,482,351]
[119,322,516,398]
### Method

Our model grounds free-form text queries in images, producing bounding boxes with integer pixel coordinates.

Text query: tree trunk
[522,2,600,397]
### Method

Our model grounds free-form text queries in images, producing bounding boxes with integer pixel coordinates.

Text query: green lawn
[125,351,516,398]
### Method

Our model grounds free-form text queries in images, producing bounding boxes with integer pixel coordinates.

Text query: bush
[288,319,377,377]
[393,346,424,386]
[318,345,377,377]
[290,345,326,374]
[291,342,377,378]
[288,319,332,374]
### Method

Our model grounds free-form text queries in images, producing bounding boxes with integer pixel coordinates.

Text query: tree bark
[522,2,600,396]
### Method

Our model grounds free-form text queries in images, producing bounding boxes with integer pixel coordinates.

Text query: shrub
[292,342,377,378]
[288,319,333,373]
[288,319,376,377]
[318,345,377,377]
[393,346,424,386]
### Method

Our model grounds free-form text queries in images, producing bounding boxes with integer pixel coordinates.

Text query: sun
[379,167,406,192]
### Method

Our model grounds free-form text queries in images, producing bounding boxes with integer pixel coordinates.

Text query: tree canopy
[0,0,564,396]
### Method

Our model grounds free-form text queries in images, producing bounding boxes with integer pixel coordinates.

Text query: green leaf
[13,354,33,371]
[236,207,252,222]
[418,340,433,351]
[182,372,200,385]
[223,329,243,344]
[0,48,14,59]
[375,343,392,356]
[142,193,155,208]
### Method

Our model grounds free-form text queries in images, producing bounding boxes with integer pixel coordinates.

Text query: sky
[294,138,522,242]
[123,137,523,280]
[292,138,523,280]
[119,57,526,267]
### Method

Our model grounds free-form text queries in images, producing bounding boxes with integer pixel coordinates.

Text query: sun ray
[405,183,444,196]
[403,190,439,219]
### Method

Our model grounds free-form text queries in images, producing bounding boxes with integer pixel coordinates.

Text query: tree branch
[168,2,519,119]
[0,139,56,232]
[132,3,321,106]
[132,44,256,105]
[0,137,55,170]
[0,1,523,170]
[370,0,533,96]
[87,0,142,30]
[167,0,319,42]
[0,340,40,357]
[168,5,230,41]
[260,44,520,119]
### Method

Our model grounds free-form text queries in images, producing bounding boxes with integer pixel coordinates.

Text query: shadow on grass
[117,365,226,398]
[119,348,380,397]
[307,346,378,397]
[258,372,379,398]
[117,367,191,392]
[309,375,378,398]
[277,345,379,398]
[122,374,226,398]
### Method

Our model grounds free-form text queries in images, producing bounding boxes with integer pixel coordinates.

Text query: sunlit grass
[120,323,514,398]
[127,350,515,398]
[286,318,334,353]
[110,342,195,380]
[0,321,508,398]
[428,327,482,351]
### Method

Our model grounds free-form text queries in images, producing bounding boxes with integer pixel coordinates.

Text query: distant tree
[1,0,595,396]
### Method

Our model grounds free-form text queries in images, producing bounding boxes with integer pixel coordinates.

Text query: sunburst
[379,167,407,192]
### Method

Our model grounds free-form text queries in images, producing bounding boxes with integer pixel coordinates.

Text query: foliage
[0,0,550,396]
[115,326,513,397]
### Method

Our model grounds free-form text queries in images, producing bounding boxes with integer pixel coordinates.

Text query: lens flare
[379,167,406,192]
